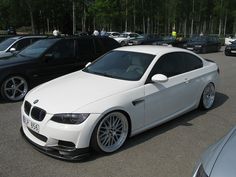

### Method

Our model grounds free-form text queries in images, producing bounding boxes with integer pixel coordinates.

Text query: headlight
[195,45,202,48]
[51,113,90,124]
[195,164,208,177]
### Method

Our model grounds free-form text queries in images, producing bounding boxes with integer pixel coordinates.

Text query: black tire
[90,111,129,154]
[199,83,215,110]
[225,50,229,56]
[1,75,28,102]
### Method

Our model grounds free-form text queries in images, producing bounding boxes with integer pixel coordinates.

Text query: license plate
[187,47,194,50]
[231,50,236,53]
[23,116,40,133]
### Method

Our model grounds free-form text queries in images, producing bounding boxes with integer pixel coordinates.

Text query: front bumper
[20,127,90,161]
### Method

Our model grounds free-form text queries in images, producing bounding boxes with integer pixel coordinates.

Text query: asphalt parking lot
[1,47,236,177]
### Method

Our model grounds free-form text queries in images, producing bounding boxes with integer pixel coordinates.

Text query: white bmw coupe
[21,46,219,160]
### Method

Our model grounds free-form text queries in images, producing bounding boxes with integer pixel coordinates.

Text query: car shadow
[83,92,228,162]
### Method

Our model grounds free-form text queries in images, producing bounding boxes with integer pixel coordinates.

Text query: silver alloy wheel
[97,112,128,153]
[2,76,28,101]
[202,83,215,109]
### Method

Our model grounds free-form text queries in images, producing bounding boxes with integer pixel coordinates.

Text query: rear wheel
[199,83,215,110]
[91,111,129,153]
[1,76,28,101]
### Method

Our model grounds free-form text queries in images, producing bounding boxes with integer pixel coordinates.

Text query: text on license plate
[23,116,40,133]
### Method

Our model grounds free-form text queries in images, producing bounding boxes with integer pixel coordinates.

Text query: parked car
[114,32,144,46]
[225,40,236,56]
[192,126,236,177]
[225,36,236,45]
[20,46,219,161]
[156,36,187,48]
[0,36,47,58]
[183,36,221,53]
[106,32,120,38]
[0,36,120,101]
[128,34,163,45]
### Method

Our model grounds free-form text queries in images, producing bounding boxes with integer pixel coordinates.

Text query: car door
[37,39,77,82]
[144,52,201,126]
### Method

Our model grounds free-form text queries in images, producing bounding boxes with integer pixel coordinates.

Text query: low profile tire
[1,75,28,101]
[91,111,129,154]
[199,83,215,110]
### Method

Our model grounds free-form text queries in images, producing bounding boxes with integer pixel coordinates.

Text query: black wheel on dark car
[91,111,129,154]
[199,83,215,110]
[1,75,28,102]
[225,51,229,56]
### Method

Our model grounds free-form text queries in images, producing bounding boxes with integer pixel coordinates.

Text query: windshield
[18,38,59,58]
[0,38,17,51]
[83,51,155,81]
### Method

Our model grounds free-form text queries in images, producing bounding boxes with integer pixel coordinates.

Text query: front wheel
[91,112,129,153]
[199,83,215,110]
[1,76,28,101]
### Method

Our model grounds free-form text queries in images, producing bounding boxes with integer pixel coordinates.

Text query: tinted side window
[150,53,185,78]
[47,39,75,60]
[77,38,94,55]
[12,38,31,51]
[94,38,104,53]
[180,52,203,72]
[100,38,120,51]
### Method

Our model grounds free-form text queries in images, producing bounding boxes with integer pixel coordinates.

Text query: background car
[192,126,236,177]
[156,36,187,48]
[128,34,163,45]
[0,35,46,58]
[183,36,221,53]
[114,32,144,46]
[0,36,120,101]
[21,46,219,160]
[106,32,120,38]
[225,40,236,56]
[225,36,236,45]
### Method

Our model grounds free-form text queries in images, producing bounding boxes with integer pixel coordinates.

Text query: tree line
[0,0,235,36]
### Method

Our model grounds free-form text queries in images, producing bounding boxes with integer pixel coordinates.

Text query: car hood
[25,71,139,114]
[209,128,236,177]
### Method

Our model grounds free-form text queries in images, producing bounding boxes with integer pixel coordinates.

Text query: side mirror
[9,48,16,52]
[151,74,168,83]
[85,62,91,67]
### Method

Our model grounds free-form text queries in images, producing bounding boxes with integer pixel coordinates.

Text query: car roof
[114,45,190,56]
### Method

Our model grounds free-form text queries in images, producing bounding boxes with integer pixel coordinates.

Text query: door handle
[132,98,144,106]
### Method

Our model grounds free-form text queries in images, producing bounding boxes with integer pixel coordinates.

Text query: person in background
[53,29,60,36]
[172,28,177,38]
[100,28,106,36]
[93,30,99,36]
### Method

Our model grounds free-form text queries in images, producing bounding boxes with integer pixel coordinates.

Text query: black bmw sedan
[0,36,120,101]
[183,36,221,53]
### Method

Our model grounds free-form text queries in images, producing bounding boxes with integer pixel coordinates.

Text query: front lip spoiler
[20,127,90,161]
